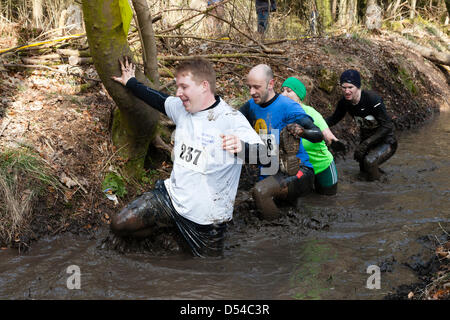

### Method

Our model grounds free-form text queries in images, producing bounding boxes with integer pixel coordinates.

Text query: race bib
[174,138,208,173]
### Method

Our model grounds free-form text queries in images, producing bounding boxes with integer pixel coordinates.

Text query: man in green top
[281,77,338,195]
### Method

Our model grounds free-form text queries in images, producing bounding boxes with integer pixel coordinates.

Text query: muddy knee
[110,193,155,236]
[363,156,380,181]
[252,176,284,220]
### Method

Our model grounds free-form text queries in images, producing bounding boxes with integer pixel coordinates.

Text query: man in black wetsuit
[326,69,397,181]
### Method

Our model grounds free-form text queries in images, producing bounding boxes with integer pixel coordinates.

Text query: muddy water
[0,111,449,300]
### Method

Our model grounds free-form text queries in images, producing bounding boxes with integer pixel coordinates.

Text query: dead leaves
[59,172,78,189]
[436,241,450,260]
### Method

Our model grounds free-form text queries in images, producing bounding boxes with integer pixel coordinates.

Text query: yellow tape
[0,33,86,55]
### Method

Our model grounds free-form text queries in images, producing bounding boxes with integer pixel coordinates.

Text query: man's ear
[202,80,212,94]
[268,78,275,91]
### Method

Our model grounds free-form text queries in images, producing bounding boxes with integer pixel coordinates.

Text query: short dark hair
[175,58,216,94]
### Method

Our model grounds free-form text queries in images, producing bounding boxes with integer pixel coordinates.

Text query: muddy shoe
[279,126,301,176]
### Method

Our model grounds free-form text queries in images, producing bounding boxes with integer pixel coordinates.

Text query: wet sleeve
[236,141,272,166]
[284,102,323,143]
[125,77,169,115]
[325,101,347,127]
[294,115,324,143]
[362,100,395,147]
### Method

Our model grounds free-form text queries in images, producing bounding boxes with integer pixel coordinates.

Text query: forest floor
[0,25,449,299]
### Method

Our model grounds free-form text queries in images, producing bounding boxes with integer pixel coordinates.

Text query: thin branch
[158,0,233,34]
[2,63,101,82]
[158,53,287,61]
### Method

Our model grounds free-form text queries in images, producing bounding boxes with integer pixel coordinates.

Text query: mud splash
[0,111,449,299]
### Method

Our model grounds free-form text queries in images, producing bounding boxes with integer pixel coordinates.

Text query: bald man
[239,64,324,220]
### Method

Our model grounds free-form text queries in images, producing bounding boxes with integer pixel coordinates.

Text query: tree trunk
[410,0,417,19]
[316,0,333,28]
[81,0,159,178]
[131,0,160,88]
[365,0,382,30]
[390,0,402,18]
[331,0,338,21]
[338,0,348,26]
[347,0,357,26]
[445,0,450,17]
[32,0,43,28]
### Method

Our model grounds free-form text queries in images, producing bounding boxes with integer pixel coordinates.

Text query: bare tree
[331,0,338,21]
[365,0,382,30]
[347,0,357,26]
[410,0,417,19]
[338,0,348,26]
[337,0,358,27]
[32,0,43,28]
[390,0,402,18]
[131,0,160,88]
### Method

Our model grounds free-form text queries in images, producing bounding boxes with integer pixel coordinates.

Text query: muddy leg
[363,141,398,181]
[252,175,288,220]
[110,191,173,238]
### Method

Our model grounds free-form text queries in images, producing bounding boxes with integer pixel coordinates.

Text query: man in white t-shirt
[111,57,263,257]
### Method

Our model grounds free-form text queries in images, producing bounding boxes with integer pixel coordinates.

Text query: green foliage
[141,169,158,184]
[318,68,338,94]
[351,31,372,45]
[0,147,61,194]
[398,67,417,95]
[119,0,133,36]
[0,147,62,246]
[102,172,128,197]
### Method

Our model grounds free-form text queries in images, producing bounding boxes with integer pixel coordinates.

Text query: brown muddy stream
[0,111,449,300]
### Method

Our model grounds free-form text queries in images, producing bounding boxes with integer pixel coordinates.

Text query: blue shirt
[240,94,313,174]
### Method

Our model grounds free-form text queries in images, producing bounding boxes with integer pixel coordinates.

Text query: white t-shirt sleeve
[164,96,185,124]
[223,111,263,145]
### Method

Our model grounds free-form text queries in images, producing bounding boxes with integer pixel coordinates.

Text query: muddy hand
[111,56,136,86]
[286,123,304,138]
[220,134,242,154]
[329,140,346,152]
[322,128,338,146]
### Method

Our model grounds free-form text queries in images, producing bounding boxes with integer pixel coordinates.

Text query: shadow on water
[0,112,449,299]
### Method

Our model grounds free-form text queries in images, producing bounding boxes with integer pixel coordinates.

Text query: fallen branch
[21,57,58,65]
[386,34,450,66]
[155,34,265,54]
[0,118,12,137]
[158,53,287,61]
[2,63,101,82]
[0,33,85,56]
[56,48,91,57]
[68,56,93,66]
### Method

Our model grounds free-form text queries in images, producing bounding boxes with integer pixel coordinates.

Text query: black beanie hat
[340,69,361,88]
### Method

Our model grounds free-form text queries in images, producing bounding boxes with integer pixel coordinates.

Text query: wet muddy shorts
[151,180,227,257]
[314,160,338,195]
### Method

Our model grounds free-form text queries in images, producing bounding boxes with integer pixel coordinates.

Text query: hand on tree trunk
[111,56,136,86]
